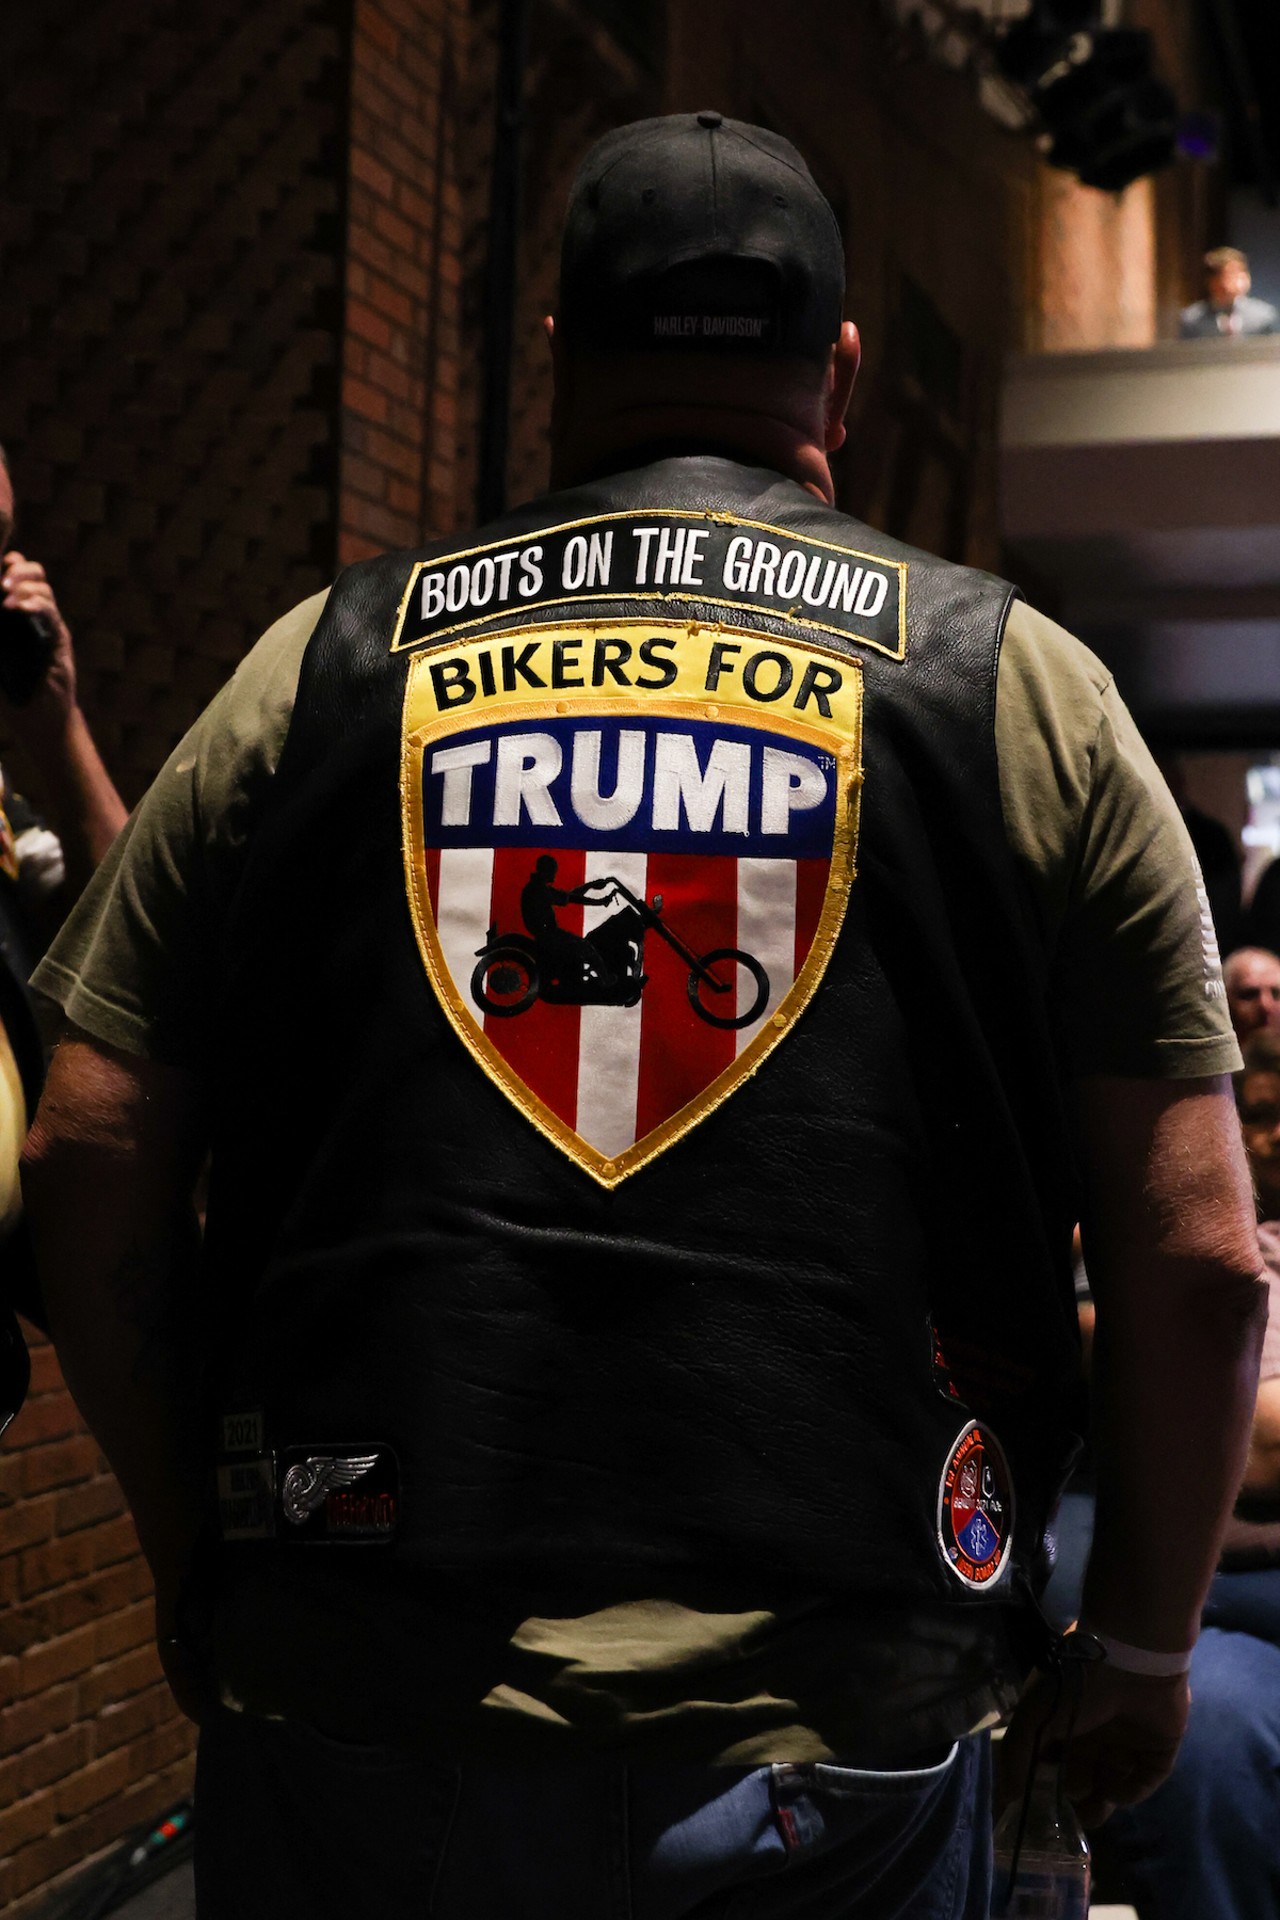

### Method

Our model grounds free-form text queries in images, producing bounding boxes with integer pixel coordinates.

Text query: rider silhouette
[520,856,645,993]
[520,856,603,985]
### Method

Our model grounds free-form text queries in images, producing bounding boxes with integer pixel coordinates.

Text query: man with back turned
[23,113,1265,1918]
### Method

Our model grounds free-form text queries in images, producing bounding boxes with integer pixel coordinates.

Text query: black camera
[0,603,56,706]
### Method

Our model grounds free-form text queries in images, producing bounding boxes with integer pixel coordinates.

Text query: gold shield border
[401,683,863,1189]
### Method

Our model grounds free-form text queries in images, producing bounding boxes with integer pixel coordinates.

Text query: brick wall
[0,0,348,1909]
[0,1336,190,1914]
[0,0,470,1901]
[451,0,661,527]
[339,0,468,562]
[498,0,661,513]
[0,0,347,811]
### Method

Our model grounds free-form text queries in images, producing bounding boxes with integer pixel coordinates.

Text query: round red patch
[936,1421,1014,1588]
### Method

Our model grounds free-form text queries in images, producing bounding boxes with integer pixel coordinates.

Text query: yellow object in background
[0,1016,28,1233]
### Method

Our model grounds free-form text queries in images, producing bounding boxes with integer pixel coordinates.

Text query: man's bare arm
[1077,1075,1265,1651]
[1002,1074,1267,1824]
[20,1031,208,1713]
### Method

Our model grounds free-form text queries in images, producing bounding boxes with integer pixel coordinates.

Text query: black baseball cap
[558,112,845,361]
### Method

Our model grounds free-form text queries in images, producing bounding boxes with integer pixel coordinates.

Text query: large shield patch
[401,619,862,1185]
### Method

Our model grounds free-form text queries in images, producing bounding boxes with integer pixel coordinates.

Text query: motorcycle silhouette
[471,876,770,1031]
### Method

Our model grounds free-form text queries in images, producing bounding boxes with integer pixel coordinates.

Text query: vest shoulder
[811,512,1015,605]
[325,463,1015,603]
[319,465,1017,667]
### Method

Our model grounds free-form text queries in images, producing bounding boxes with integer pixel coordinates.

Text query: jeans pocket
[794,1742,961,1800]
[196,1709,461,1920]
[738,1737,989,1920]
[770,1742,963,1859]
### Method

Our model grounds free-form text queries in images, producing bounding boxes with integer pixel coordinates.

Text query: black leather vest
[203,458,1084,1734]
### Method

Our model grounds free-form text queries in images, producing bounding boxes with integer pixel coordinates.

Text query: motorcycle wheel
[687,948,769,1030]
[471,947,539,1017]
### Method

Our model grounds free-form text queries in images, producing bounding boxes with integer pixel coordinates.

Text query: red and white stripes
[428,847,826,1154]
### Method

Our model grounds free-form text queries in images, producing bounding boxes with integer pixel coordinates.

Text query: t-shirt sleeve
[996,600,1240,1079]
[31,591,326,1066]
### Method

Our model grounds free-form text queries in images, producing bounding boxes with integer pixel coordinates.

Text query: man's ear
[823,322,861,454]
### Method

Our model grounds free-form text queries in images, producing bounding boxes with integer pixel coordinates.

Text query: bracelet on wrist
[1076,1626,1194,1677]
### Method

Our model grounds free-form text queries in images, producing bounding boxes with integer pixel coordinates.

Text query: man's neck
[551,408,836,503]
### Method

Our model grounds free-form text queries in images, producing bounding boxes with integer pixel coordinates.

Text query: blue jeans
[1040,1486,1095,1632]
[1102,1569,1280,1920]
[194,1711,992,1918]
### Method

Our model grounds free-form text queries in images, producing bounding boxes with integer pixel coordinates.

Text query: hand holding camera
[0,550,76,722]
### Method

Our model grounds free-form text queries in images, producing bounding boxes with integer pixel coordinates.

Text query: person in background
[0,445,128,939]
[0,443,128,1411]
[1092,1028,1280,1920]
[1244,853,1280,959]
[1223,947,1280,1048]
[1179,246,1280,339]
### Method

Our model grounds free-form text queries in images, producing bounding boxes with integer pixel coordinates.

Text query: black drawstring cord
[1005,1657,1062,1892]
[1004,1628,1101,1899]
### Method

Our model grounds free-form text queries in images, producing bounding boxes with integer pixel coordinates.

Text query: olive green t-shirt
[32,591,1240,1762]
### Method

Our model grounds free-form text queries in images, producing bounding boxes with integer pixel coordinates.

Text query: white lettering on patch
[760,747,828,835]
[651,735,751,836]
[493,733,563,828]
[431,740,492,825]
[570,729,645,832]
[427,726,835,839]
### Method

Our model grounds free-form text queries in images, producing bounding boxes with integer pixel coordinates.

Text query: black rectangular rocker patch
[390,510,908,662]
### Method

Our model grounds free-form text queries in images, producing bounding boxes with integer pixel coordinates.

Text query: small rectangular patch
[389,511,908,663]
[217,1456,276,1541]
[220,1410,265,1455]
[277,1445,400,1544]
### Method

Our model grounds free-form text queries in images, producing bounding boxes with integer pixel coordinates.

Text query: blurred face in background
[1239,1068,1280,1219]
[1227,950,1280,1043]
[1208,257,1251,308]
